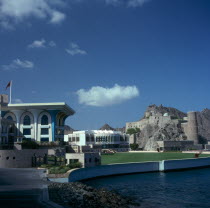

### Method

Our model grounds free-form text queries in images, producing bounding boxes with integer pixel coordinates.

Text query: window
[41,115,48,125]
[7,116,13,121]
[23,115,31,125]
[76,137,79,142]
[86,135,90,142]
[9,126,14,133]
[41,138,49,142]
[23,128,31,135]
[41,128,49,135]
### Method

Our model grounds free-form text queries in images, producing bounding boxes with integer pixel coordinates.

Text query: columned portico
[30,109,42,142]
[2,102,75,142]
[11,110,23,141]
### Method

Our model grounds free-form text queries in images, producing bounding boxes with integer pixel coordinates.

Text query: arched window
[41,115,48,125]
[7,116,13,121]
[23,115,31,125]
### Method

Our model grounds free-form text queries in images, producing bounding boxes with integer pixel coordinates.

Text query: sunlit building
[0,94,75,143]
[64,130,129,152]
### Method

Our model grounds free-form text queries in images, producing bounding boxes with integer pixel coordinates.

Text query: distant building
[64,130,129,152]
[0,94,75,144]
[66,152,101,168]
[156,141,196,151]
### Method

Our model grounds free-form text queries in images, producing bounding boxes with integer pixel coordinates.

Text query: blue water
[84,168,210,208]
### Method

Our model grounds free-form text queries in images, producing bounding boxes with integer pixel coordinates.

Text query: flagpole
[10,81,12,104]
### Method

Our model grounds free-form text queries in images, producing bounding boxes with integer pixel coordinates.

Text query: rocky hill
[133,105,210,150]
[64,125,75,134]
[143,104,187,119]
[196,108,210,142]
[99,124,125,133]
[99,124,115,131]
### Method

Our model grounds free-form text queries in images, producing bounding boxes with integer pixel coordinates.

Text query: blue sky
[0,0,210,130]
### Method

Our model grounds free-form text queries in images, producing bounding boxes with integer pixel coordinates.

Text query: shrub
[22,140,39,149]
[40,164,54,168]
[130,143,139,150]
[67,162,82,169]
[47,162,82,174]
[126,128,140,135]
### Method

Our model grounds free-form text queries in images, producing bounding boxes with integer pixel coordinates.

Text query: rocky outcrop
[136,122,186,150]
[133,105,210,151]
[64,125,75,134]
[143,104,187,119]
[99,124,115,131]
[99,124,125,133]
[48,182,139,208]
[196,109,210,143]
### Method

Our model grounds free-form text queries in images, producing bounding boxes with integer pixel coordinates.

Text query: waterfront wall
[69,162,159,182]
[68,157,210,182]
[163,157,210,171]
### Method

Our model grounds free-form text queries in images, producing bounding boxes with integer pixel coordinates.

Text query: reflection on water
[84,168,210,208]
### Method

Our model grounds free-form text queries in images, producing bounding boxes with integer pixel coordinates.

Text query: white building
[1,94,75,143]
[64,130,129,151]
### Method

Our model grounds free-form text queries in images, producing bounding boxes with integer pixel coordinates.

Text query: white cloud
[13,98,23,104]
[66,42,87,56]
[2,59,34,71]
[28,39,56,48]
[127,0,151,7]
[50,10,65,24]
[49,41,56,47]
[28,39,46,48]
[0,0,66,29]
[76,84,139,107]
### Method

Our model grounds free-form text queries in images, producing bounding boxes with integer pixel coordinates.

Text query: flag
[5,81,12,90]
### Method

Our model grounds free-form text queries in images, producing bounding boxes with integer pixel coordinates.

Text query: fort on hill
[126,104,210,151]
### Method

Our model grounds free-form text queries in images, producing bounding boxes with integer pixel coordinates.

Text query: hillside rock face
[99,124,125,132]
[133,105,210,150]
[143,104,187,119]
[136,122,186,150]
[64,125,75,134]
[99,124,115,131]
[196,109,210,142]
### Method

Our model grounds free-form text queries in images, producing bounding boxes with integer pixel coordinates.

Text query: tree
[130,143,139,150]
[22,140,40,149]
[126,128,140,135]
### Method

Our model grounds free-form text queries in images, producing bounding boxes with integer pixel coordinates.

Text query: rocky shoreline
[48,182,140,208]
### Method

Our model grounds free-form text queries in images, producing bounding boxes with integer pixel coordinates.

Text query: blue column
[49,110,59,142]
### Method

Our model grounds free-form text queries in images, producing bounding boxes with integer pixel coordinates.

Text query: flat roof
[2,102,75,116]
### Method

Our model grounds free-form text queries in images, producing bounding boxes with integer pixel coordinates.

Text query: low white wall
[69,162,159,182]
[163,157,210,171]
[68,157,210,182]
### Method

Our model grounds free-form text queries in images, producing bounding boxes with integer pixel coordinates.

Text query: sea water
[84,168,210,208]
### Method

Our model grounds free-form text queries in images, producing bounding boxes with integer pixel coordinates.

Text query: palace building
[0,94,75,144]
[64,130,129,152]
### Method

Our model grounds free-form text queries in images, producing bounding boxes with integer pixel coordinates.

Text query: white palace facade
[64,130,129,151]
[0,94,75,144]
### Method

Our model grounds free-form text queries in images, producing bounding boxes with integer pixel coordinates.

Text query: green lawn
[101,152,210,165]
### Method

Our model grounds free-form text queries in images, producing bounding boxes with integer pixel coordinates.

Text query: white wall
[68,157,210,182]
